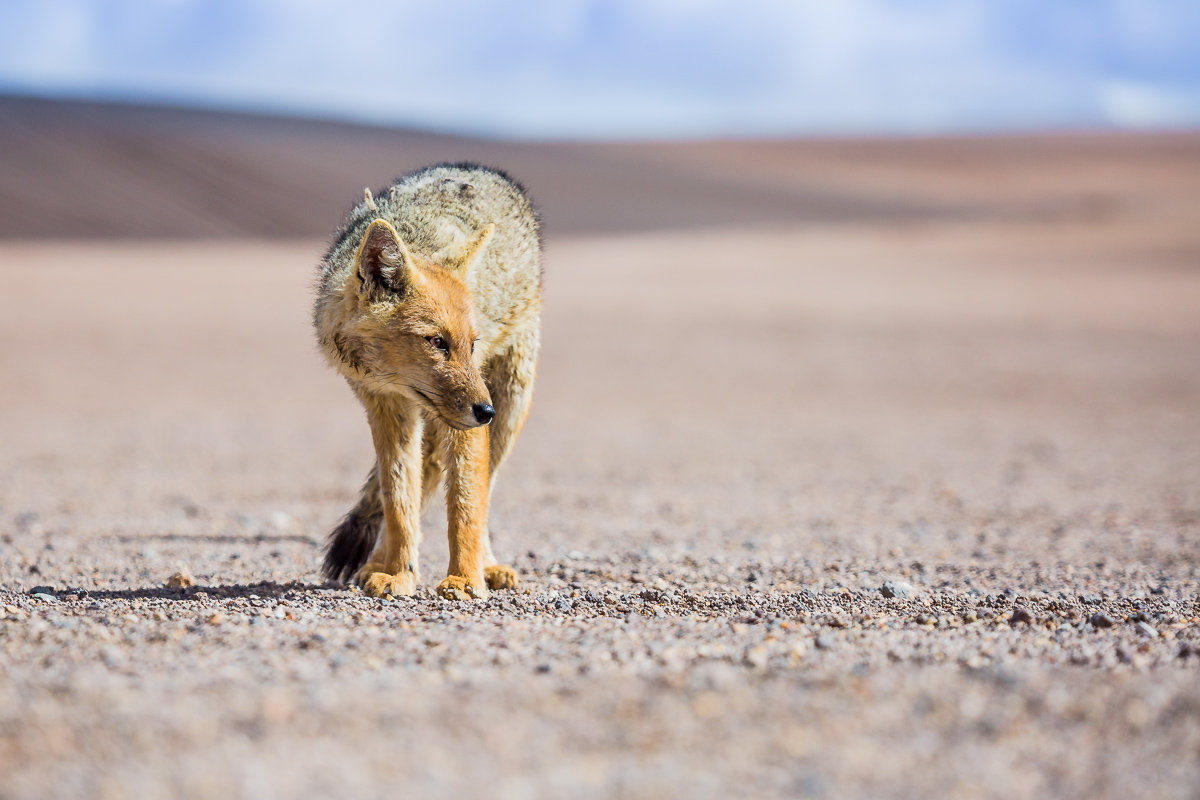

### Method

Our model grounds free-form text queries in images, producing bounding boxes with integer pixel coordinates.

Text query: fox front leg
[437,425,499,600]
[358,399,424,598]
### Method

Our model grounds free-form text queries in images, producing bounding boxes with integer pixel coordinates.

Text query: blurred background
[1,0,1199,237]
[2,3,1200,798]
[0,0,1198,610]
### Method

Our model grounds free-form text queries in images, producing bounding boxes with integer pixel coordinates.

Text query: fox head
[323,218,496,429]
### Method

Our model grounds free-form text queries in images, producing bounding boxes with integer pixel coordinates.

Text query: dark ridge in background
[1,95,1198,239]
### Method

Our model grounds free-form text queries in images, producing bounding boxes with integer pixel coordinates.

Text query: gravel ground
[1,206,1199,798]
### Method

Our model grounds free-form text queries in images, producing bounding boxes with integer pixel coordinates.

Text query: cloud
[0,0,1197,138]
[1100,81,1200,128]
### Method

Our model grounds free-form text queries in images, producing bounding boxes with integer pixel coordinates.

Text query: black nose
[472,403,495,425]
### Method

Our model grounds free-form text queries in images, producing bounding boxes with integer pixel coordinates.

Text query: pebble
[745,646,768,668]
[1010,607,1034,626]
[28,586,55,596]
[102,646,126,668]
[31,593,58,603]
[880,580,916,600]
[166,569,196,589]
[1088,613,1116,629]
[815,635,834,650]
[268,510,293,530]
[1135,621,1158,638]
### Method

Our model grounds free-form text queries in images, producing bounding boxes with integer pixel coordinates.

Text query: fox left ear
[355,219,413,296]
[448,223,496,277]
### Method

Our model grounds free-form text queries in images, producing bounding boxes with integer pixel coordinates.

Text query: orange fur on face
[336,218,493,431]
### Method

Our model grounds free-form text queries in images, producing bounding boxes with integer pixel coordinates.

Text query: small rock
[166,569,196,589]
[1089,612,1116,629]
[567,550,584,560]
[208,612,227,625]
[880,580,916,600]
[962,610,979,624]
[814,634,834,650]
[28,586,54,596]
[1135,621,1158,638]
[745,646,769,668]
[31,593,58,603]
[915,614,937,626]
[1178,642,1196,659]
[1010,607,1034,625]
[102,646,126,668]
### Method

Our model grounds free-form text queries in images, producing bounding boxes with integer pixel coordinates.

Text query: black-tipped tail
[322,510,380,583]
[323,465,383,583]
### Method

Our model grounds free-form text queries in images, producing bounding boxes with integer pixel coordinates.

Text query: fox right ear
[355,219,412,295]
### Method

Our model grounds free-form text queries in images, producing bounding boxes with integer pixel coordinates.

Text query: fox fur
[314,163,541,600]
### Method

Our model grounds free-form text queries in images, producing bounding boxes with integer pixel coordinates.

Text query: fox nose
[472,403,495,425]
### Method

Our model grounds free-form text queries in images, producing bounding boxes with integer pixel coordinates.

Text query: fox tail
[322,465,382,582]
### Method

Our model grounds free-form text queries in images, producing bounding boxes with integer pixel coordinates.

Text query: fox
[313,163,541,601]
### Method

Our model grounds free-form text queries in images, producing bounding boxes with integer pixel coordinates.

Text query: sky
[0,0,1198,139]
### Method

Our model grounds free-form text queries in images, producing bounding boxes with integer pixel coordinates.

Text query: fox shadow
[72,579,339,603]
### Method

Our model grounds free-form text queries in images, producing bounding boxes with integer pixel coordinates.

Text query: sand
[0,106,1198,798]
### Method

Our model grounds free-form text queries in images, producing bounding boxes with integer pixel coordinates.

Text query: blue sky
[0,0,1198,139]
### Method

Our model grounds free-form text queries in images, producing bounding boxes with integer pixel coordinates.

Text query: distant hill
[1,96,1196,239]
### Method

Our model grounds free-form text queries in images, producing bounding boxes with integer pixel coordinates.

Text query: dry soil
[0,125,1198,800]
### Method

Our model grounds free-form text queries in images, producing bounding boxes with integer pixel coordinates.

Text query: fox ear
[355,219,412,295]
[449,223,495,277]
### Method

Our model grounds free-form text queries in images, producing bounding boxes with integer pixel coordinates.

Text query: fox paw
[360,567,417,599]
[485,565,520,591]
[436,575,487,601]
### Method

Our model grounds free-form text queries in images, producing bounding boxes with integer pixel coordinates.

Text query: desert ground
[0,102,1198,799]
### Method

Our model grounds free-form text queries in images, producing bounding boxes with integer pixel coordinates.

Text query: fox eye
[427,336,449,353]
